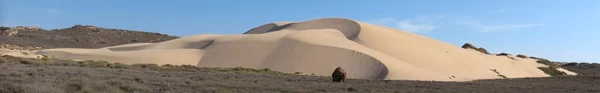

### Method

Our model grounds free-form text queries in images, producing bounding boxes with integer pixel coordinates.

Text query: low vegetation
[537,59,558,68]
[0,55,599,93]
[516,54,528,58]
[40,55,55,61]
[490,69,508,79]
[461,43,491,54]
[496,53,511,56]
[0,58,5,64]
[538,67,567,76]
[535,59,568,76]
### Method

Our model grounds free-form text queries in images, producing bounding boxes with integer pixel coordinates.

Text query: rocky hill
[0,25,179,50]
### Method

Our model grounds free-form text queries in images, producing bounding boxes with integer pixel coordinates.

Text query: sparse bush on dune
[536,59,558,68]
[535,59,568,77]
[477,48,490,54]
[490,69,508,79]
[538,67,567,76]
[516,54,527,58]
[461,43,491,54]
[461,43,477,49]
[496,53,511,56]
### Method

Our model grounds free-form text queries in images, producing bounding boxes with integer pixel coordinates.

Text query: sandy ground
[2,18,577,81]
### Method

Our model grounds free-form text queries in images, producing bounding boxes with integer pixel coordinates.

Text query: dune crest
[6,18,576,81]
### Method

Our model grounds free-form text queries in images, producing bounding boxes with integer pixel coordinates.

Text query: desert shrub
[477,48,490,54]
[537,67,567,76]
[529,56,540,59]
[497,75,508,79]
[161,64,176,67]
[19,59,40,65]
[40,55,53,61]
[461,43,476,49]
[516,54,527,58]
[109,62,130,69]
[536,59,558,68]
[562,62,579,66]
[77,61,91,67]
[489,69,508,79]
[496,53,511,56]
[132,64,160,69]
[224,67,282,75]
[88,60,110,67]
[20,52,29,55]
[461,43,490,54]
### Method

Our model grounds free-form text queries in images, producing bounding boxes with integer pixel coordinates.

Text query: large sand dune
[3,18,576,81]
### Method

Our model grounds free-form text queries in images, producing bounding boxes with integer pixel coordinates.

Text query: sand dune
[2,18,576,81]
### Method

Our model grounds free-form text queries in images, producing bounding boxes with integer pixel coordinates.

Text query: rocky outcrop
[0,26,43,36]
[71,24,103,32]
[461,43,490,54]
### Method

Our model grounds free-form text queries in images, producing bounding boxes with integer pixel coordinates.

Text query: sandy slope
[2,18,577,81]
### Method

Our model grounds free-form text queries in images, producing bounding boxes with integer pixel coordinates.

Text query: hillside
[0,25,179,50]
[19,18,577,81]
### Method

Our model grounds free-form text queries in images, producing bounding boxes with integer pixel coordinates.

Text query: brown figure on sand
[331,67,347,82]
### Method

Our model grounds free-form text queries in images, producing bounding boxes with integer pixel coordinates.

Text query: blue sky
[2,0,600,62]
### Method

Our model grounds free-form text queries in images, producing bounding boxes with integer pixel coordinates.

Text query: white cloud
[47,9,64,17]
[366,17,439,33]
[396,20,438,33]
[456,21,546,32]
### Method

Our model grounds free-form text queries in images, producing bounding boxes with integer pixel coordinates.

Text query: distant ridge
[0,25,179,50]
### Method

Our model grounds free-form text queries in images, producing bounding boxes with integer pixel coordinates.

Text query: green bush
[538,67,567,76]
[496,53,511,56]
[529,56,540,59]
[516,54,527,58]
[536,59,558,68]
